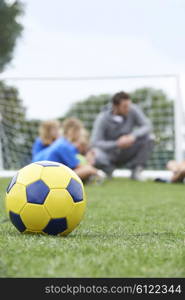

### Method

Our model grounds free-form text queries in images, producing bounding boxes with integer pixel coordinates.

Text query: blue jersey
[32,137,80,169]
[32,137,48,157]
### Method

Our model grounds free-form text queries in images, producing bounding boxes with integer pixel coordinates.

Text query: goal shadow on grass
[69,231,180,240]
[0,220,181,240]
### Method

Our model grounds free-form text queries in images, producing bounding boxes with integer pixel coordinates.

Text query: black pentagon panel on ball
[26,180,50,204]
[35,161,61,167]
[43,218,67,235]
[6,172,18,193]
[67,178,83,203]
[9,211,26,233]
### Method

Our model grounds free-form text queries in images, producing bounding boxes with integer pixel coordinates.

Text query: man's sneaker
[154,178,169,183]
[131,166,144,181]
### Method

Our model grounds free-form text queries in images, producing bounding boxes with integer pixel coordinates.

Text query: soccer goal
[0,74,184,179]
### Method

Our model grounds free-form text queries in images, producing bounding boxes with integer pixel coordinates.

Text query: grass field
[0,177,185,278]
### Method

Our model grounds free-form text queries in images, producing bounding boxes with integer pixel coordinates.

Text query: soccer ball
[5,161,86,236]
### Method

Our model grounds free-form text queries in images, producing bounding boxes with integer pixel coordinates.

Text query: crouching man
[91,91,154,180]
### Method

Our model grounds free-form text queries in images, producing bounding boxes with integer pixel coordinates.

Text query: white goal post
[174,75,184,162]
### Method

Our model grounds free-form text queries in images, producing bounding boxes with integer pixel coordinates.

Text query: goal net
[0,75,184,177]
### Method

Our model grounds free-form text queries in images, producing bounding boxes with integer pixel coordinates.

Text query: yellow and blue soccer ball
[5,161,86,236]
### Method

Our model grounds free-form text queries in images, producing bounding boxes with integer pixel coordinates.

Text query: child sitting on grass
[155,160,185,183]
[33,118,106,183]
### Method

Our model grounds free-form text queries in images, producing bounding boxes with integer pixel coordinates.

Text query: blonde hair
[39,120,61,145]
[62,117,83,143]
